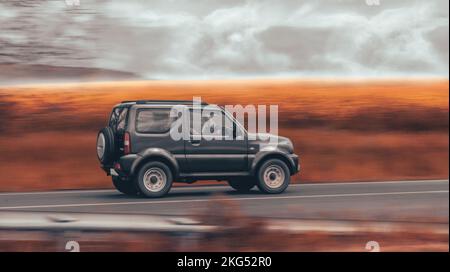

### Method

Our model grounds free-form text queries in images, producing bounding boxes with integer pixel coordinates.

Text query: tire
[228,178,256,192]
[256,159,290,194]
[112,176,138,196]
[136,161,173,198]
[97,127,116,165]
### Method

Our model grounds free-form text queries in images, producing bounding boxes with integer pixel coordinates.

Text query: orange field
[0,79,448,191]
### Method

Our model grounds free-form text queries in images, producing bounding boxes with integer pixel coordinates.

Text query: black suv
[97,100,299,198]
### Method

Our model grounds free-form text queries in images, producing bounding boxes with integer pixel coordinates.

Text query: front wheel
[136,161,173,198]
[256,159,290,194]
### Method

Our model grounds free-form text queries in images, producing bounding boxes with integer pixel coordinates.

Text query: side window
[136,108,173,133]
[190,110,235,138]
[116,108,128,132]
[109,107,128,133]
[109,108,119,128]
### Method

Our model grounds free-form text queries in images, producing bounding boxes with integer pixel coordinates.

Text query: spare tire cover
[97,127,116,165]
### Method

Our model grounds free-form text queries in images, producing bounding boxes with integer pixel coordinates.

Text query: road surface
[0,179,448,221]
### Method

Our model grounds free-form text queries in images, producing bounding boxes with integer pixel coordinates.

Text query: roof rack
[121,100,208,105]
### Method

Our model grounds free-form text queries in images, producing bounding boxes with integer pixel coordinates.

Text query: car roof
[115,100,211,108]
[120,100,208,105]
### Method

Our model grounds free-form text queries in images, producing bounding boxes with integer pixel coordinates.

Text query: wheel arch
[251,152,296,176]
[130,149,179,179]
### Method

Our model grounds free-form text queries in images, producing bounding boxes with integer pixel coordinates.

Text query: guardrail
[0,211,447,234]
[0,211,216,233]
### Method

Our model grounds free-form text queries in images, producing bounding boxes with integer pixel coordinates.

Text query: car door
[185,108,247,173]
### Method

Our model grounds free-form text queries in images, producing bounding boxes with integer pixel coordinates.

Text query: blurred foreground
[0,198,447,252]
[0,79,448,191]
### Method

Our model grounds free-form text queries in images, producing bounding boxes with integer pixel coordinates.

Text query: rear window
[109,107,129,133]
[136,108,173,133]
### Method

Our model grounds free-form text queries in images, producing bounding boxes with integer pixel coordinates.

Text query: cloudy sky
[0,0,448,79]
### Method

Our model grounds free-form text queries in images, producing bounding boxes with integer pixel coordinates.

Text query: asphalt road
[0,179,448,221]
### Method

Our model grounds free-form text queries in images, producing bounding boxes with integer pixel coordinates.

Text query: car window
[109,107,128,133]
[136,108,173,133]
[116,108,128,131]
[190,110,234,138]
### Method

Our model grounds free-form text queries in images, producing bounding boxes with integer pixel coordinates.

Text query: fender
[250,150,297,175]
[130,148,180,178]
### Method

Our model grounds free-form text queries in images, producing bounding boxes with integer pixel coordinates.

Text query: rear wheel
[136,161,173,198]
[256,159,290,194]
[228,178,256,192]
[112,176,138,196]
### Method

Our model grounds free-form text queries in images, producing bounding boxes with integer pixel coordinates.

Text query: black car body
[97,100,299,197]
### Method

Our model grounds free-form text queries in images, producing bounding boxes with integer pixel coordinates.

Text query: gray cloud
[0,0,448,80]
[426,25,449,62]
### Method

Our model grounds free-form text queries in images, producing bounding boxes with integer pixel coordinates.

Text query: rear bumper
[118,154,139,174]
[101,154,139,177]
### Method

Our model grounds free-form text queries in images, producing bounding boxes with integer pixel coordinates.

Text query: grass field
[0,79,448,191]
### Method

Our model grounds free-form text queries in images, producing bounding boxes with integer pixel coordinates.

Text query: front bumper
[289,154,300,174]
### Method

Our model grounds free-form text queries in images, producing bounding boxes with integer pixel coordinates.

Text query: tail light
[124,132,131,154]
